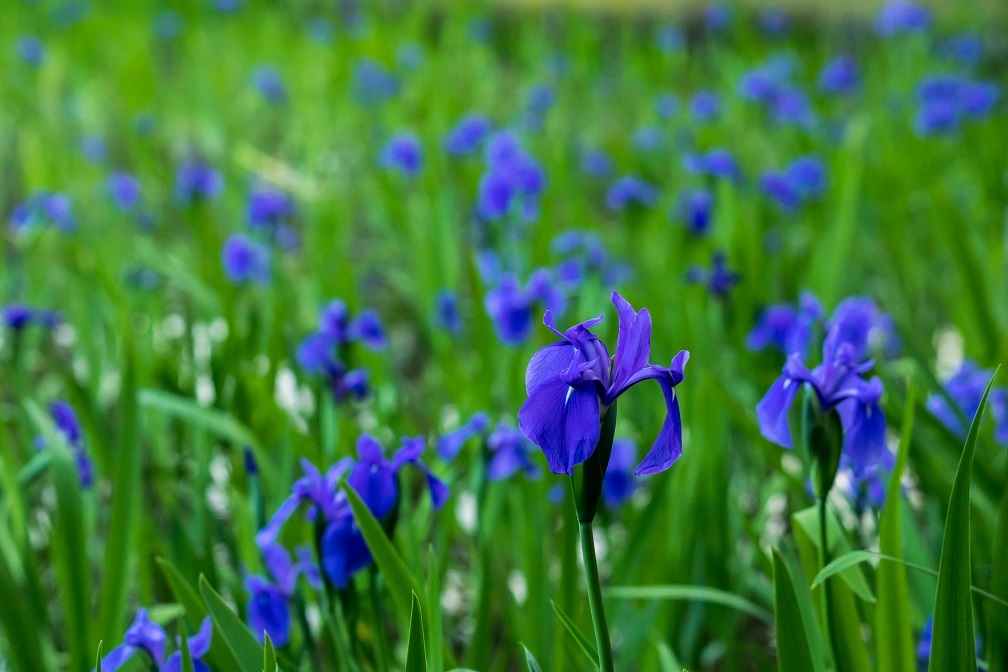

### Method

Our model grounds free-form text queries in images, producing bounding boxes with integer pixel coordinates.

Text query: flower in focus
[175,162,223,203]
[606,176,659,211]
[756,310,887,477]
[380,133,424,177]
[926,360,1008,444]
[875,0,931,37]
[747,292,824,356]
[253,65,287,104]
[518,291,689,475]
[222,234,271,285]
[685,252,739,298]
[444,114,492,156]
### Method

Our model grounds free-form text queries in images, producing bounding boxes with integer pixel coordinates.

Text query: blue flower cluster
[296,299,386,402]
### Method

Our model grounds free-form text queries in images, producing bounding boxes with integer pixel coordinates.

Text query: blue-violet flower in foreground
[518,291,689,475]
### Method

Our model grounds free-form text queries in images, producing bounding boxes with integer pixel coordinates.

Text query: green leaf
[550,599,600,669]
[772,548,828,672]
[605,584,772,623]
[180,629,196,672]
[263,632,278,672]
[27,400,92,672]
[96,641,103,672]
[198,575,264,672]
[156,558,242,672]
[406,592,427,672]
[876,383,917,672]
[138,389,262,454]
[522,644,543,672]
[793,506,875,603]
[810,550,1008,608]
[98,342,142,642]
[341,483,425,620]
[928,371,997,672]
[989,458,1008,670]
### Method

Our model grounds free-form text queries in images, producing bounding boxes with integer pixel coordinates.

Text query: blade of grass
[198,575,264,672]
[605,584,771,624]
[407,592,427,672]
[772,548,826,672]
[550,599,600,669]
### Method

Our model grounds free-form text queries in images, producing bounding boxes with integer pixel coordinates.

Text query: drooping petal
[756,374,799,448]
[256,493,302,549]
[391,436,425,471]
[525,341,575,394]
[124,608,167,665]
[841,400,888,478]
[246,577,291,646]
[609,291,653,395]
[437,412,490,460]
[187,617,213,658]
[519,378,600,474]
[320,512,373,588]
[635,385,683,475]
[96,644,138,672]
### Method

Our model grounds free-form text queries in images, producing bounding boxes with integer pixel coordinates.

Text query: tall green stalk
[578,521,615,672]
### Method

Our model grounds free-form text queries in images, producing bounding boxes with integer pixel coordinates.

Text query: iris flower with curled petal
[518,291,689,476]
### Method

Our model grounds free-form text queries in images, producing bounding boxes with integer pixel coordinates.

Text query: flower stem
[578,521,615,672]
[819,495,837,665]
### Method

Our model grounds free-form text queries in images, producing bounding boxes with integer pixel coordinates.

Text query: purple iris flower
[434,290,463,335]
[246,543,319,646]
[656,25,685,53]
[601,439,638,506]
[485,270,566,346]
[107,172,141,211]
[771,87,816,128]
[655,92,679,119]
[297,300,386,400]
[926,360,1008,444]
[580,147,613,178]
[444,114,492,156]
[675,188,714,236]
[477,132,546,221]
[9,192,75,232]
[35,401,93,488]
[352,59,400,106]
[761,156,828,211]
[875,1,931,37]
[97,608,168,671]
[756,319,887,477]
[487,424,540,481]
[818,55,860,95]
[826,296,900,361]
[160,618,212,672]
[438,412,491,461]
[518,291,689,476]
[2,303,61,331]
[690,91,722,122]
[248,186,296,232]
[685,252,738,298]
[380,133,424,177]
[747,292,824,356]
[253,66,287,104]
[221,234,271,285]
[912,75,998,135]
[175,162,223,203]
[16,35,45,66]
[606,176,659,210]
[683,148,740,181]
